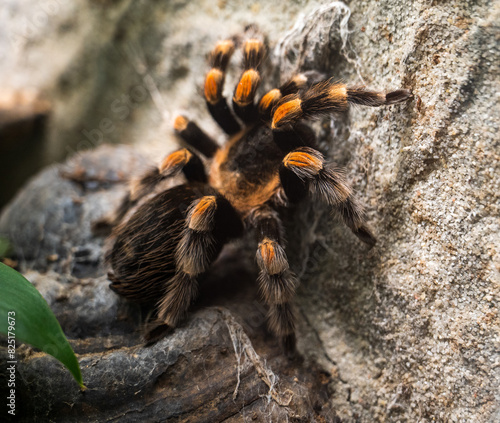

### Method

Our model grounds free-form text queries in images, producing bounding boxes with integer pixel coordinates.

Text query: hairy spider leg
[258,73,308,121]
[271,80,411,130]
[279,147,376,247]
[232,37,265,124]
[204,40,241,135]
[155,194,243,330]
[249,206,298,354]
[173,115,219,158]
[107,184,201,305]
[111,148,207,227]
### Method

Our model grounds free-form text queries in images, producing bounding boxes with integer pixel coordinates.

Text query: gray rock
[0,145,149,277]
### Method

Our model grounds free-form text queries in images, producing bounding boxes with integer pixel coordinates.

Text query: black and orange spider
[106,31,411,353]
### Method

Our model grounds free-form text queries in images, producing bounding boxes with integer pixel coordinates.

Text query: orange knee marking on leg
[129,178,144,202]
[214,40,235,59]
[193,196,217,216]
[159,149,192,173]
[189,196,217,231]
[271,98,302,129]
[259,89,281,113]
[291,73,308,88]
[328,84,348,106]
[257,237,288,275]
[204,68,224,104]
[283,151,323,173]
[210,40,235,70]
[258,238,278,274]
[234,69,260,106]
[259,238,276,263]
[244,39,264,58]
[173,115,188,132]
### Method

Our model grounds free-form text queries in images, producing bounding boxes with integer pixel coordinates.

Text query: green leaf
[0,263,85,388]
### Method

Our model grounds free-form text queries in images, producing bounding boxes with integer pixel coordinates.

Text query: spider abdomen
[108,184,219,304]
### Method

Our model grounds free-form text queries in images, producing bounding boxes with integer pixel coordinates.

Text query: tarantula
[106,31,411,353]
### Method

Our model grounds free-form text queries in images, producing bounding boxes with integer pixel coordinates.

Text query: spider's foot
[352,224,377,249]
[143,322,174,346]
[91,217,114,236]
[385,88,413,104]
[281,333,297,358]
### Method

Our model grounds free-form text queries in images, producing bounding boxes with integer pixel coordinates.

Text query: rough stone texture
[0,0,499,422]
[0,146,148,278]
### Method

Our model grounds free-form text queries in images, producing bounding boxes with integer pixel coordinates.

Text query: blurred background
[0,0,336,210]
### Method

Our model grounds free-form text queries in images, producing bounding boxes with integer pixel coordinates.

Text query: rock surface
[1,0,499,422]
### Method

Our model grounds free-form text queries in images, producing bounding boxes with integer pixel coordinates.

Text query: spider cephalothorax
[106,30,411,353]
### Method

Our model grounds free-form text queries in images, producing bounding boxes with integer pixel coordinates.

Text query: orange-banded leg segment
[136,148,206,198]
[232,38,265,123]
[174,115,219,158]
[279,147,376,247]
[111,149,206,227]
[258,73,308,120]
[204,40,241,135]
[157,194,243,328]
[249,206,298,354]
[271,80,412,130]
